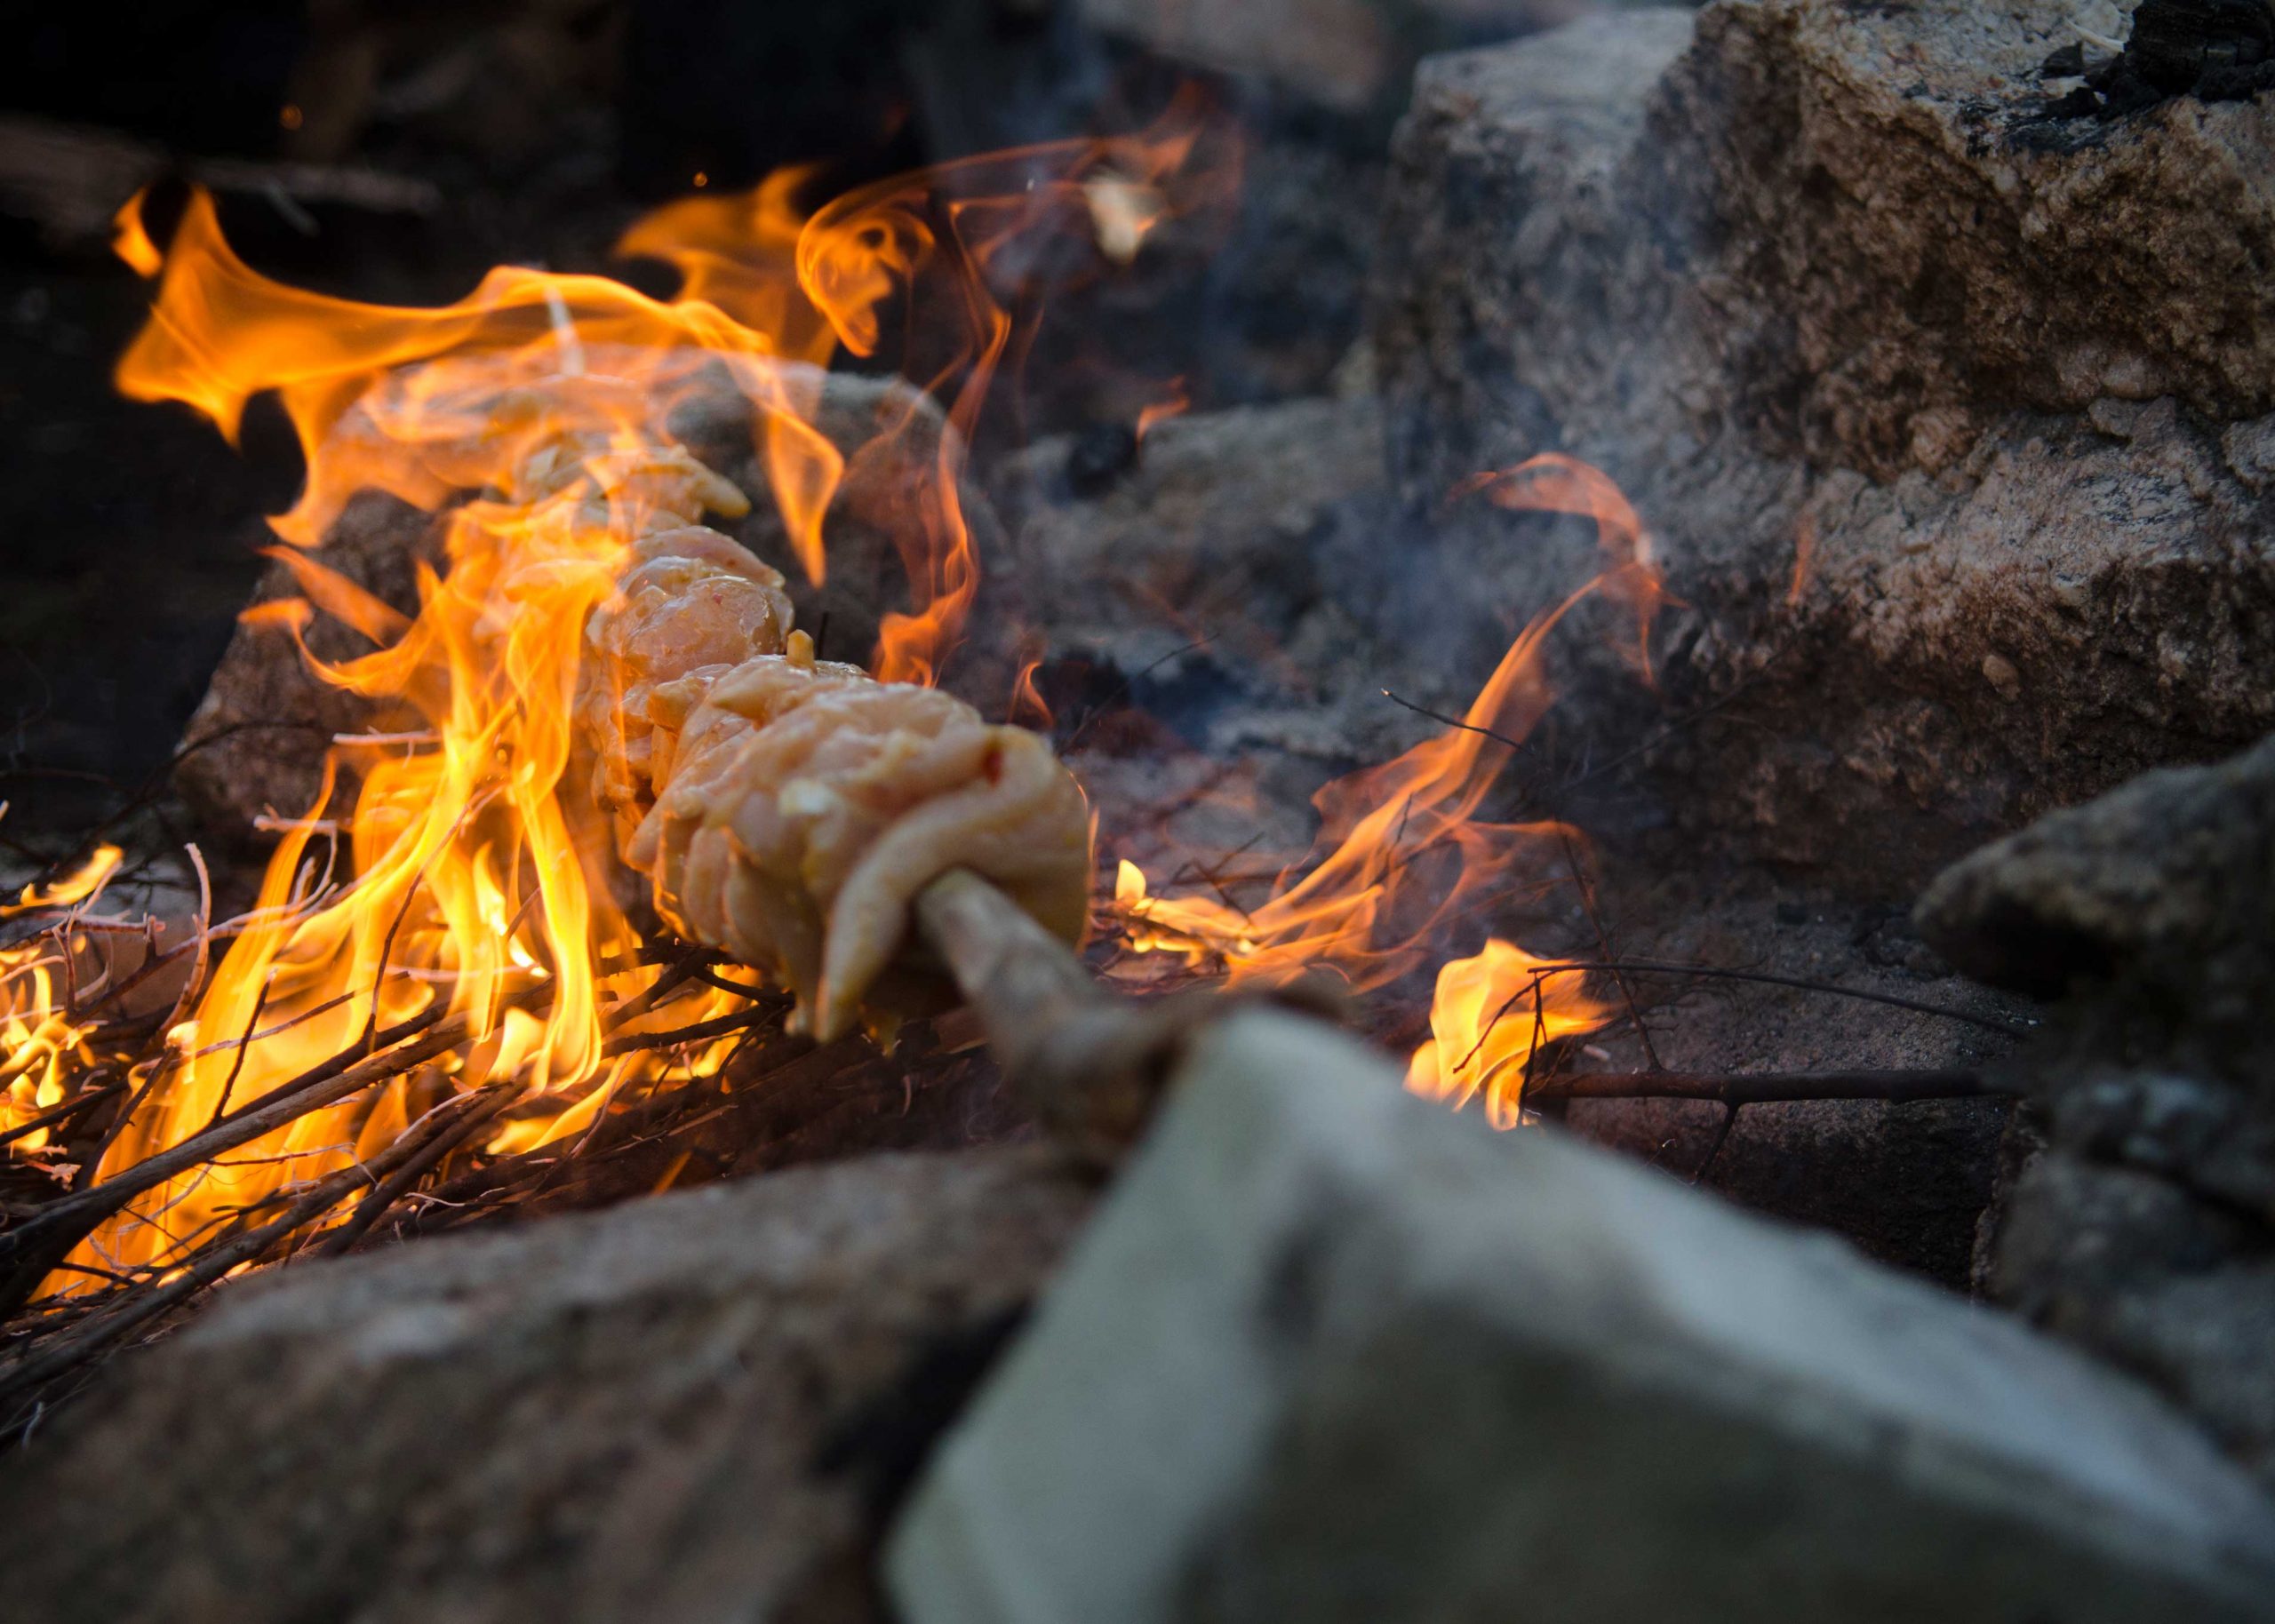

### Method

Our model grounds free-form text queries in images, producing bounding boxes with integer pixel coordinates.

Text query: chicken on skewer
[552,419,1094,1044]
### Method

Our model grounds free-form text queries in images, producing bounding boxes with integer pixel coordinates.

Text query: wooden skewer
[910,869,2008,1156]
[913,870,1195,1162]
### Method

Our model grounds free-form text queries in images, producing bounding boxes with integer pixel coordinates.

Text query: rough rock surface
[990,394,1411,777]
[1919,730,2275,1011]
[1920,733,2275,1485]
[890,1009,2275,1623]
[173,489,442,839]
[176,364,1002,844]
[0,1146,1092,1624]
[1566,864,2028,1289]
[1372,1,2275,894]
[1079,0,1602,115]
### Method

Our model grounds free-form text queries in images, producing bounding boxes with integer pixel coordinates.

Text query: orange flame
[1134,378,1189,443]
[3,845,123,919]
[1008,644,1054,731]
[40,104,1223,1297]
[2,847,127,1150]
[1787,511,1816,608]
[1405,942,1613,1128]
[1114,453,1665,1119]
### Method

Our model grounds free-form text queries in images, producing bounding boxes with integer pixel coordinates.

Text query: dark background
[0,0,1403,840]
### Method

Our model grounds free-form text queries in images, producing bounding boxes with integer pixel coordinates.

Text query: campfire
[0,99,1680,1387]
[3,2,2273,1619]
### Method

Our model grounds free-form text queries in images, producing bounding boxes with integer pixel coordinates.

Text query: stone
[173,490,441,842]
[1371,2,2275,894]
[1558,866,2030,1289]
[1918,733,2275,1486]
[1916,729,2275,1015]
[989,395,1393,739]
[175,364,1004,844]
[888,1008,2275,1623]
[987,394,1424,856]
[0,1146,1092,1624]
[1079,0,1600,115]
[1995,1150,2275,1486]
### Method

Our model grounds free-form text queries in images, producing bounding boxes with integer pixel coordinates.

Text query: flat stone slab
[890,1009,2275,1622]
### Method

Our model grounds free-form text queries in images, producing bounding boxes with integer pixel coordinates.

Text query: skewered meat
[563,426,1090,1041]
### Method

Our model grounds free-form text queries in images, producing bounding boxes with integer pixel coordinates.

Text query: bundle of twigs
[0,913,798,1421]
[1,819,2028,1437]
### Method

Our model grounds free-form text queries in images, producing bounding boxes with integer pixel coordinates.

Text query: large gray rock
[990,395,1407,765]
[0,1146,1091,1624]
[1372,1,2275,893]
[987,394,1433,876]
[889,1008,2275,1623]
[1994,1144,2275,1487]
[1919,729,2275,1015]
[1560,866,2029,1288]
[1919,733,2275,1484]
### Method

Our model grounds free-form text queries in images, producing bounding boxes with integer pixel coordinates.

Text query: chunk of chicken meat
[571,446,1090,1040]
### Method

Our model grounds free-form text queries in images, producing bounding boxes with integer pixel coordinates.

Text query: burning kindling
[0,81,1688,1402]
[0,112,1219,1377]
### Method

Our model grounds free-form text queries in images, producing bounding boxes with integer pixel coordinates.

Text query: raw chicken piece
[571,440,1090,1039]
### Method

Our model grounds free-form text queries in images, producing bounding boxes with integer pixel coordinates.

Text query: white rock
[890,1008,2275,1623]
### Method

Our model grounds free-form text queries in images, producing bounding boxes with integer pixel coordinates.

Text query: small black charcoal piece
[2040,42,2088,78]
[2127,0,2275,94]
[1065,421,1140,498]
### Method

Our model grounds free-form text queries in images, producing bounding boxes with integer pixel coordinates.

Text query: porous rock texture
[175,362,1002,845]
[1920,732,2275,1485]
[0,1146,1091,1624]
[890,1008,2275,1623]
[1373,0,2275,894]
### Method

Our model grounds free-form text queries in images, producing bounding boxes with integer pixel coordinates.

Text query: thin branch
[0,1112,453,1413]
[1379,688,1526,754]
[1526,1067,2004,1105]
[311,1087,521,1259]
[1689,1103,1740,1185]
[153,842,212,1043]
[0,991,515,1276]
[0,1081,122,1153]
[1553,824,1660,1071]
[1534,959,2029,1038]
[203,975,277,1126]
[602,1007,778,1057]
